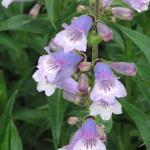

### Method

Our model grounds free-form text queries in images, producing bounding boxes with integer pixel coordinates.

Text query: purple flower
[32,49,83,96]
[124,0,150,12]
[90,100,122,120]
[110,62,137,76]
[111,7,134,20]
[102,0,113,7]
[58,118,106,150]
[90,62,127,104]
[53,15,93,53]
[97,23,113,42]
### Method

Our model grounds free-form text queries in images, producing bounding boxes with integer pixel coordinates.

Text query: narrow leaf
[116,24,150,64]
[47,89,69,148]
[121,100,150,149]
[0,90,18,146]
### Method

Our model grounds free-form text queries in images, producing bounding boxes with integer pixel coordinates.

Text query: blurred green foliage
[0,0,150,150]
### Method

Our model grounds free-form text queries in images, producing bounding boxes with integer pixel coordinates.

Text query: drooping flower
[110,62,137,76]
[58,118,106,150]
[53,15,93,53]
[124,0,150,12]
[97,23,113,42]
[32,49,83,96]
[90,100,122,120]
[90,62,127,104]
[111,7,134,20]
[102,0,113,7]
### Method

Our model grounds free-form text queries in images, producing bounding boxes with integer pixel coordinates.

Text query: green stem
[92,0,100,61]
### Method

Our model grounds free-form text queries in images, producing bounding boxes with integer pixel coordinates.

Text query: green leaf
[116,24,150,64]
[0,70,7,115]
[0,90,18,146]
[47,89,69,149]
[121,100,150,149]
[13,109,49,126]
[10,120,23,150]
[45,0,56,29]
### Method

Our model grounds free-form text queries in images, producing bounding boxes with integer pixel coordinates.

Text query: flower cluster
[30,1,139,148]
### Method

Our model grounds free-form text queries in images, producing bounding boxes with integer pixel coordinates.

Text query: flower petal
[90,102,112,121]
[115,80,127,98]
[110,101,122,115]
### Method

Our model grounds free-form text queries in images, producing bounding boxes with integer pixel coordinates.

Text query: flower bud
[79,62,91,72]
[111,7,134,20]
[110,62,137,76]
[102,0,113,7]
[97,23,113,42]
[67,117,80,125]
[76,5,86,12]
[78,74,89,95]
[29,4,41,18]
[71,17,78,23]
[97,125,107,142]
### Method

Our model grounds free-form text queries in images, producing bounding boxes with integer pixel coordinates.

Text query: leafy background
[0,0,150,150]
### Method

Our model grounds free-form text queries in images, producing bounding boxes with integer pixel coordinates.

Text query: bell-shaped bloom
[102,0,113,7]
[90,62,126,104]
[58,118,106,150]
[111,7,134,20]
[1,0,14,8]
[124,0,150,12]
[90,100,122,120]
[53,15,93,53]
[110,62,137,76]
[32,49,83,96]
[97,23,113,42]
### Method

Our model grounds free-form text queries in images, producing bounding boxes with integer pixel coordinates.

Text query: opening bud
[67,117,80,125]
[29,4,41,18]
[78,74,89,96]
[97,125,107,142]
[111,7,134,20]
[97,22,113,42]
[110,62,137,76]
[79,62,91,72]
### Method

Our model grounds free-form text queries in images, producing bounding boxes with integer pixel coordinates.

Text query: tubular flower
[90,62,127,104]
[58,118,106,150]
[90,100,122,120]
[32,49,83,96]
[97,23,113,42]
[124,0,150,12]
[53,15,93,53]
[111,7,134,20]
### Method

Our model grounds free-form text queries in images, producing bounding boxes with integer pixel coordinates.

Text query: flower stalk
[92,0,100,61]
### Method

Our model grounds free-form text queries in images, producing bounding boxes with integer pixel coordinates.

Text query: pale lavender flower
[90,100,122,120]
[53,15,93,53]
[58,118,106,150]
[111,7,134,20]
[32,49,83,96]
[102,0,113,7]
[90,62,126,104]
[124,0,150,12]
[97,23,113,42]
[110,62,137,76]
